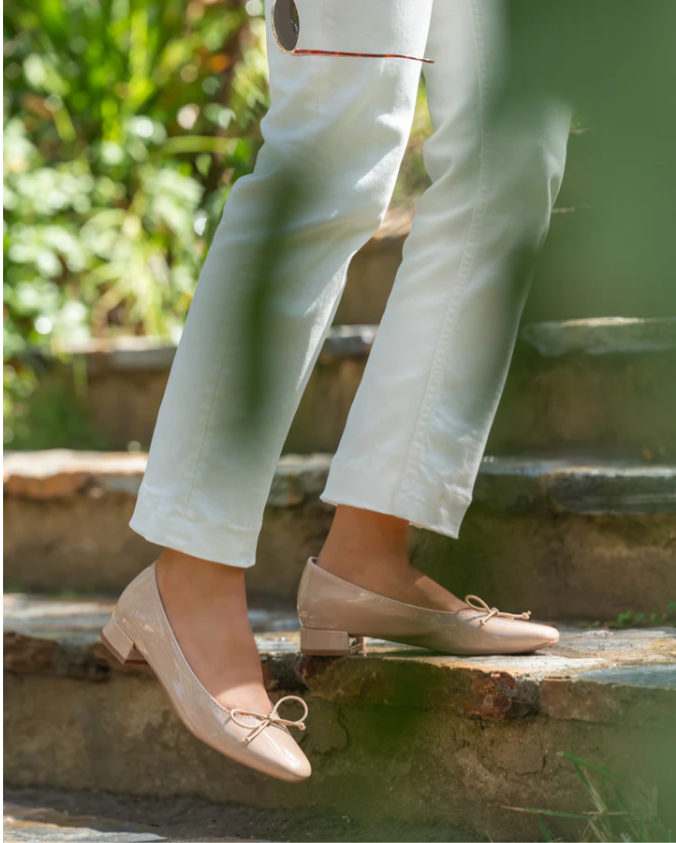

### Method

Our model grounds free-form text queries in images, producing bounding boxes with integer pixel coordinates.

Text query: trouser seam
[181,334,232,517]
[394,0,492,505]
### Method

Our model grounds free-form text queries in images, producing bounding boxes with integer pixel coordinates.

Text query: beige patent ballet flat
[101,563,311,783]
[297,558,559,656]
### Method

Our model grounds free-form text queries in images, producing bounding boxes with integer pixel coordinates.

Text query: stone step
[3,786,364,843]
[4,596,676,842]
[489,316,676,459]
[20,316,676,457]
[5,450,676,621]
[23,324,376,455]
[339,205,570,328]
[340,127,676,329]
[335,207,410,326]
[4,791,249,843]
[343,212,676,330]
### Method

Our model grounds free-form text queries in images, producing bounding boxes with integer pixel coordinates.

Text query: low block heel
[300,627,366,657]
[101,615,146,665]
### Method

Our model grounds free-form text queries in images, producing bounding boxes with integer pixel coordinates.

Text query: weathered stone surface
[3,597,301,689]
[521,317,676,357]
[5,597,675,718]
[412,510,676,624]
[4,605,676,842]
[4,799,181,843]
[340,190,664,329]
[2,451,334,603]
[299,627,676,720]
[269,454,332,507]
[9,671,671,843]
[541,663,676,726]
[475,456,676,514]
[334,209,410,326]
[4,785,487,843]
[488,320,676,459]
[7,451,675,516]
[4,788,376,843]
[20,316,676,457]
[46,335,178,371]
[47,324,377,373]
[3,450,146,499]
[5,451,676,619]
[26,324,375,454]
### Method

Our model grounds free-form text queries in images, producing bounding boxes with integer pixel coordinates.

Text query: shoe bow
[230,695,309,746]
[465,595,532,626]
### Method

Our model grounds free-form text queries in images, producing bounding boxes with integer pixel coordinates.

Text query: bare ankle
[152,551,269,712]
[318,505,410,578]
[156,549,247,610]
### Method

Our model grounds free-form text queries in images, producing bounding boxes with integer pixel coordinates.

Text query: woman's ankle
[316,506,467,612]
[318,505,411,581]
[152,551,269,711]
[156,548,247,614]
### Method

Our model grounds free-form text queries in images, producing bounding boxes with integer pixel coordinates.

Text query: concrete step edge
[19,317,676,373]
[3,596,675,726]
[520,316,676,357]
[5,450,676,516]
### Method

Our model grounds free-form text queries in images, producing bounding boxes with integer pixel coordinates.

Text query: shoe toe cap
[531,622,559,649]
[482,617,559,653]
[246,726,312,783]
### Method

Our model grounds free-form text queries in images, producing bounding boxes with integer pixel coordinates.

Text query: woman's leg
[318,505,468,612]
[320,0,572,601]
[128,0,434,704]
[155,549,269,711]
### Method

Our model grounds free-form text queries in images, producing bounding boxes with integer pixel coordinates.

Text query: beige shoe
[297,558,559,656]
[101,563,311,783]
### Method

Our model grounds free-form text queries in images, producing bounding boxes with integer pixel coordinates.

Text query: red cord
[294,49,434,64]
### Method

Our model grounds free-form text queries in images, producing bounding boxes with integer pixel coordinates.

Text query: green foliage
[4,361,111,450]
[608,607,676,629]
[4,0,270,444]
[391,82,433,208]
[504,752,673,842]
[584,604,676,630]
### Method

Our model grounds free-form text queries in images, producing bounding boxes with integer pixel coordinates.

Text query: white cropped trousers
[130,0,571,567]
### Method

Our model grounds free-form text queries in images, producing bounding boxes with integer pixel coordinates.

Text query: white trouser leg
[322,0,571,537]
[129,0,434,566]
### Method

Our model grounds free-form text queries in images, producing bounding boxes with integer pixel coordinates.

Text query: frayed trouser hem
[320,457,472,540]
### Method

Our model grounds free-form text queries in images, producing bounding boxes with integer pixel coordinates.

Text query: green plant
[503,752,673,842]
[3,0,270,445]
[391,82,433,208]
[583,604,676,631]
[4,365,109,450]
[609,608,676,629]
